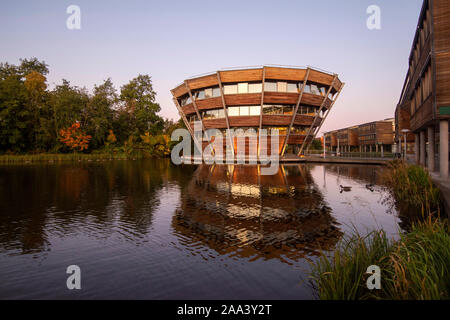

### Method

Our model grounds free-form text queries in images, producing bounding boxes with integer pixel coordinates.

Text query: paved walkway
[303,155,392,165]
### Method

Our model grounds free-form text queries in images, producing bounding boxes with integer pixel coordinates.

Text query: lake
[0,159,403,299]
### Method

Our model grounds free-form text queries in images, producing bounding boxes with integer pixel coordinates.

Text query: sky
[0,0,423,134]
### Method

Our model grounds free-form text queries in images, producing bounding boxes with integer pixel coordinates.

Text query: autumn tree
[59,122,92,151]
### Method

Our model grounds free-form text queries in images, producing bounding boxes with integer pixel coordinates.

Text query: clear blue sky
[0,0,423,134]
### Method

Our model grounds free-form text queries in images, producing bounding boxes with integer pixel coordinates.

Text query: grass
[309,162,449,300]
[382,160,441,214]
[0,152,134,163]
[309,218,449,300]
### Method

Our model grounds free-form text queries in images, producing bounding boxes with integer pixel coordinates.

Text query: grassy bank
[0,153,136,163]
[309,162,449,300]
[309,218,449,300]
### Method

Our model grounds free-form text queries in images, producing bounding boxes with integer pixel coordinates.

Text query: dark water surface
[0,159,402,299]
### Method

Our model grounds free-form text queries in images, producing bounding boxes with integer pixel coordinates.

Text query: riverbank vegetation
[310,162,449,300]
[0,58,183,161]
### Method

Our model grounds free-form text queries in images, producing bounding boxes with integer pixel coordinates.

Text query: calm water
[0,160,403,299]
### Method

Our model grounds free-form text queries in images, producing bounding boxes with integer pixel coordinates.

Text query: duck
[339,185,352,192]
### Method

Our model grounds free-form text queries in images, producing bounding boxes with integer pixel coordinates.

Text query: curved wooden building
[171,66,344,158]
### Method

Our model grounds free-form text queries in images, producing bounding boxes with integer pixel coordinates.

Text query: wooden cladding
[224,93,261,106]
[396,0,450,134]
[293,114,320,126]
[308,69,335,87]
[228,116,260,127]
[187,74,219,90]
[264,67,306,81]
[181,103,196,115]
[264,92,299,105]
[171,65,343,156]
[172,84,188,98]
[203,118,228,129]
[411,95,434,130]
[219,69,263,83]
[173,66,341,98]
[195,97,223,110]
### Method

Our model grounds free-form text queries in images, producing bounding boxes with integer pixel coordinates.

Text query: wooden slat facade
[171,66,343,156]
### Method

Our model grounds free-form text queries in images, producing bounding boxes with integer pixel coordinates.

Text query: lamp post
[401,129,409,161]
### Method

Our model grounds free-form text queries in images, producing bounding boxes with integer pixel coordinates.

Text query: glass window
[273,105,283,114]
[287,83,298,93]
[238,83,248,94]
[204,88,213,99]
[249,83,262,93]
[213,87,221,97]
[239,106,249,116]
[224,84,238,95]
[263,105,273,115]
[320,86,327,96]
[196,90,205,100]
[283,105,294,115]
[186,96,192,104]
[303,84,311,94]
[228,106,240,116]
[264,81,277,92]
[249,106,260,116]
[277,82,287,92]
[218,109,225,118]
[310,84,320,95]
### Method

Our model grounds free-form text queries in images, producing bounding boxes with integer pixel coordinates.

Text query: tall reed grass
[310,161,449,300]
[309,218,449,300]
[382,160,441,214]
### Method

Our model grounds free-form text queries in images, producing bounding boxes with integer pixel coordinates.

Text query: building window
[239,106,249,116]
[249,106,261,116]
[310,84,320,95]
[277,82,287,92]
[195,90,205,100]
[213,87,221,97]
[264,81,277,92]
[249,83,262,93]
[238,83,249,94]
[224,84,238,95]
[228,106,240,116]
[303,84,311,93]
[204,88,213,99]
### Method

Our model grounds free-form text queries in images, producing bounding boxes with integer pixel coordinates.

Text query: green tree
[48,80,89,152]
[83,79,116,149]
[119,74,163,140]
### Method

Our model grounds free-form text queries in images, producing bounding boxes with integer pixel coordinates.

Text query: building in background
[324,118,395,154]
[171,66,344,159]
[395,0,450,178]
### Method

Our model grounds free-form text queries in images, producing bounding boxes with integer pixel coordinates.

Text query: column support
[216,71,235,159]
[440,120,448,178]
[281,68,311,156]
[420,130,426,166]
[299,81,345,156]
[427,126,435,172]
[415,133,420,164]
[170,95,203,157]
[301,74,338,154]
[258,67,266,157]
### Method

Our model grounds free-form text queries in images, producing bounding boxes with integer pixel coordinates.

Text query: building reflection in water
[172,164,343,264]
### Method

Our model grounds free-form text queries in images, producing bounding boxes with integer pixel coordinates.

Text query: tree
[83,78,116,149]
[49,80,89,152]
[119,75,163,139]
[24,71,47,151]
[59,122,92,151]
